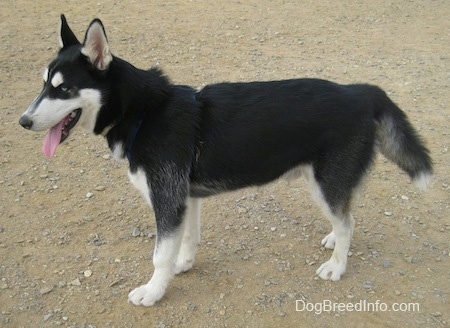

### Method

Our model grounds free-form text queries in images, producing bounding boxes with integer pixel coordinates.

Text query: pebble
[132,227,141,237]
[94,186,105,191]
[44,314,53,321]
[237,207,248,214]
[40,286,53,295]
[383,260,391,268]
[404,255,414,263]
[70,278,81,286]
[394,290,401,295]
[86,192,94,198]
[84,270,93,277]
[363,281,374,289]
[384,211,393,216]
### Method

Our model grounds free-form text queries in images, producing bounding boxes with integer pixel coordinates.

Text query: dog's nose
[19,115,33,129]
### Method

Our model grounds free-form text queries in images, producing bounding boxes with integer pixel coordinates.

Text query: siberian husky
[19,15,432,306]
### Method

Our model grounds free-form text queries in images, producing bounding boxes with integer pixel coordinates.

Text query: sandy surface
[0,0,449,327]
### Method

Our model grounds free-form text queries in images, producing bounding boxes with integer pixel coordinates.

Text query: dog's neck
[94,56,172,161]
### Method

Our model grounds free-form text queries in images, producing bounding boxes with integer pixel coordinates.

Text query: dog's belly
[189,165,308,198]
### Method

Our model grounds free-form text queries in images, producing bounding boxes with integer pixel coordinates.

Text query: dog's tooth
[70,111,77,118]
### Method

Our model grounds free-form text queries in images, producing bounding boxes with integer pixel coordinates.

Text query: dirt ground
[0,0,448,327]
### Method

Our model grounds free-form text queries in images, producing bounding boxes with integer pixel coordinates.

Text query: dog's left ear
[81,19,112,71]
[59,14,80,48]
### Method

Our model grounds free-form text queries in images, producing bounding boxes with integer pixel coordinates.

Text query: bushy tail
[373,88,433,190]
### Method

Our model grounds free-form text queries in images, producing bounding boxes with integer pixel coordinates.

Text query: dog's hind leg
[302,165,355,281]
[175,197,202,274]
[316,211,354,281]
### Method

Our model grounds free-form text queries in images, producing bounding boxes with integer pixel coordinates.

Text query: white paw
[174,240,197,275]
[128,283,166,306]
[321,231,336,249]
[316,258,346,281]
[174,255,194,275]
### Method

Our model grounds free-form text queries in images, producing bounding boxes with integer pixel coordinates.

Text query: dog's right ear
[59,14,80,48]
[81,19,112,71]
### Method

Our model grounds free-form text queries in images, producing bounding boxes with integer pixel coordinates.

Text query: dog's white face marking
[20,88,102,133]
[51,72,64,88]
[75,89,103,132]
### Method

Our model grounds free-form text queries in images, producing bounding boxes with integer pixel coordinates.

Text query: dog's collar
[125,117,144,162]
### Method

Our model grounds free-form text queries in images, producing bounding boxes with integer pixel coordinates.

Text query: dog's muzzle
[19,115,33,129]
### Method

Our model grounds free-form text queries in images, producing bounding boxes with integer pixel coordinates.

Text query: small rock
[383,260,391,268]
[404,255,414,263]
[70,278,81,286]
[0,227,4,233]
[363,281,374,289]
[94,186,105,191]
[384,211,393,216]
[132,228,141,237]
[401,195,409,200]
[85,192,94,198]
[394,290,401,296]
[237,207,248,214]
[84,270,93,277]
[40,286,53,295]
[270,227,277,232]
[44,314,53,321]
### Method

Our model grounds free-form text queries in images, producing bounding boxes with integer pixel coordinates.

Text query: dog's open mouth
[43,109,82,158]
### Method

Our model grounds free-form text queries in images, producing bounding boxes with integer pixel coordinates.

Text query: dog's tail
[372,87,433,191]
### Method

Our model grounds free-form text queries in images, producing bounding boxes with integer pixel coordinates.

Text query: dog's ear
[81,19,112,71]
[59,14,80,48]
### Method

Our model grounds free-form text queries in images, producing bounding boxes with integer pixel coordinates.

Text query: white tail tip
[413,172,432,191]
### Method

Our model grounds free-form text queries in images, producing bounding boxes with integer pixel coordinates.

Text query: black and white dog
[19,16,432,306]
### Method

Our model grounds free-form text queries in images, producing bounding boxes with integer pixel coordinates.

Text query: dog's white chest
[128,168,153,209]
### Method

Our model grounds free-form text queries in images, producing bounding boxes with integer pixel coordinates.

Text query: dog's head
[19,15,112,157]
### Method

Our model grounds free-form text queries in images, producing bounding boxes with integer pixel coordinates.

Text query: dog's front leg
[128,230,183,306]
[175,197,201,274]
[128,167,188,306]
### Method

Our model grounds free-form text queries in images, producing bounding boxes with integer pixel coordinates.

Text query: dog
[19,15,433,306]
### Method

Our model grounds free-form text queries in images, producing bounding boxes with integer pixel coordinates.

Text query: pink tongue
[43,120,65,158]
